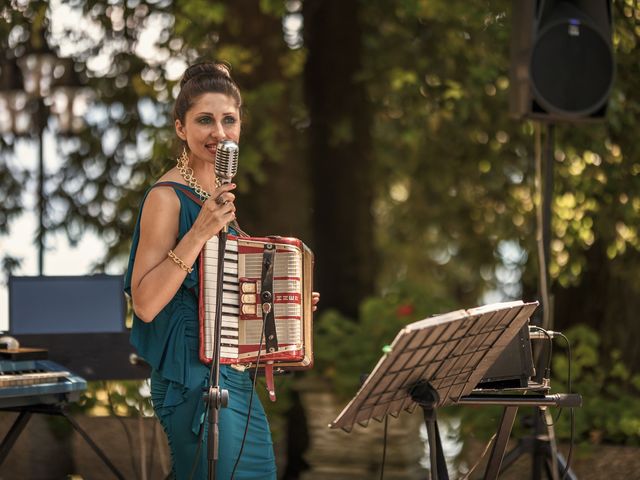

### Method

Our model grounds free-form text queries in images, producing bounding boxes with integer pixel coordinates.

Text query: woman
[125,62,319,479]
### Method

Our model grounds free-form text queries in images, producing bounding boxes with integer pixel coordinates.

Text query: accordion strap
[265,363,276,402]
[261,243,278,402]
[152,181,250,237]
[261,243,279,355]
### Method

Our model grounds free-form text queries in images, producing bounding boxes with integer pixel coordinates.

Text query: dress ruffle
[130,289,196,385]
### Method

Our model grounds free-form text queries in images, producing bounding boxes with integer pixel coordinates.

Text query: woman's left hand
[312,292,320,312]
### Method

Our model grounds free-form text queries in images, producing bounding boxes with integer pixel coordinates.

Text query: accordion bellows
[198,234,314,371]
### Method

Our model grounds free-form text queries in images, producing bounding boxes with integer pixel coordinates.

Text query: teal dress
[124,181,277,480]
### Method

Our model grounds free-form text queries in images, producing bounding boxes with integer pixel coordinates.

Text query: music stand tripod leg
[422,408,449,480]
[412,382,449,480]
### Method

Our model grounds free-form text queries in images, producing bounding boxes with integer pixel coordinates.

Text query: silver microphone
[215,139,239,184]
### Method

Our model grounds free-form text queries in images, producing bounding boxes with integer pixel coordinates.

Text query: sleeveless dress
[124,181,277,480]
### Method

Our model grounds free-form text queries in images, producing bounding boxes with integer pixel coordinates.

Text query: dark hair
[173,61,242,124]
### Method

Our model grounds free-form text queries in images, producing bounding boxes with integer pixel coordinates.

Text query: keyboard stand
[456,387,582,479]
[0,404,125,480]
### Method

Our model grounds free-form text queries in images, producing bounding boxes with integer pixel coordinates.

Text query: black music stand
[330,301,539,480]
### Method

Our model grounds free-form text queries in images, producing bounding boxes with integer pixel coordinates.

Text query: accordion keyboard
[201,236,241,359]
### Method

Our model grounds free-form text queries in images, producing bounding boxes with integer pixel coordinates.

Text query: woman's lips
[205,144,217,155]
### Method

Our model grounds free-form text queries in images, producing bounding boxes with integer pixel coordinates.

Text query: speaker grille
[530,19,614,117]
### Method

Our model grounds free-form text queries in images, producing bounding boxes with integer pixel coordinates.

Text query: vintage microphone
[215,139,239,186]
[206,139,239,480]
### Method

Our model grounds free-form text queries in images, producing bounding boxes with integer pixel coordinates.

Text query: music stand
[330,301,539,480]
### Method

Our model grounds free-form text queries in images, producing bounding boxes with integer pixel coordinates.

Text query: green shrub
[551,325,640,445]
[312,281,454,398]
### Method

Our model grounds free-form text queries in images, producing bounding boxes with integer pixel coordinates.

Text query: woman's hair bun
[173,60,242,123]
[180,61,232,88]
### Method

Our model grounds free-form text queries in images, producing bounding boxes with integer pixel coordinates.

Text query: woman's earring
[177,146,188,168]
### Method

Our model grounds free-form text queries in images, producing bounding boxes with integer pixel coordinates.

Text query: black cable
[148,414,156,478]
[536,330,575,478]
[460,433,498,480]
[104,381,141,480]
[189,234,231,480]
[379,415,389,480]
[188,357,216,480]
[561,407,576,480]
[552,332,572,424]
[230,315,267,480]
[529,326,553,376]
[556,333,572,393]
[556,332,574,480]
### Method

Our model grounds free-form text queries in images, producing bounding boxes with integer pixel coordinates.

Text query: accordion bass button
[242,305,256,315]
[241,294,256,304]
[241,282,256,293]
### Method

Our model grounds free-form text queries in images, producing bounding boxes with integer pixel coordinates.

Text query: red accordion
[198,234,314,399]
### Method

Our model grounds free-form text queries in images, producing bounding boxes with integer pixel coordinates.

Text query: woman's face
[175,92,241,165]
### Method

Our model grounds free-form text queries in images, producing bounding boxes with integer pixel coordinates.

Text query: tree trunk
[219,2,313,242]
[303,0,377,319]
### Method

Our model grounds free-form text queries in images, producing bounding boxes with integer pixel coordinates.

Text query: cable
[188,360,215,480]
[460,433,497,480]
[379,415,389,480]
[552,332,572,424]
[104,381,141,480]
[147,414,157,480]
[555,332,574,480]
[561,408,576,480]
[189,235,232,480]
[230,315,267,480]
[556,333,572,393]
[534,330,575,479]
[529,326,553,379]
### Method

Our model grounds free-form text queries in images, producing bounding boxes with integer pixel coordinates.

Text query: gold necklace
[176,149,219,201]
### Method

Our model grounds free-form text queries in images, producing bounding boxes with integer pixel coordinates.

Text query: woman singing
[125,61,319,479]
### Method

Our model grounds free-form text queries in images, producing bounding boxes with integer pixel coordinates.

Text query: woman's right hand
[190,182,237,242]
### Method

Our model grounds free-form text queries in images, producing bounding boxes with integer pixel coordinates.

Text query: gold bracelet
[167,249,193,274]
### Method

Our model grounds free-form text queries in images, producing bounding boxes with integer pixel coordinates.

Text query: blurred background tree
[2,0,640,475]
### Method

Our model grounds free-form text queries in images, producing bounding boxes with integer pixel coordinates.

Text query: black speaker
[510,0,615,122]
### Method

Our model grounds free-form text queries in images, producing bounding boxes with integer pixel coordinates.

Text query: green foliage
[67,380,154,418]
[552,325,640,445]
[312,282,455,398]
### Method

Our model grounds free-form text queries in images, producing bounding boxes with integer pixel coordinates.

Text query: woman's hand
[312,291,320,312]
[190,183,237,242]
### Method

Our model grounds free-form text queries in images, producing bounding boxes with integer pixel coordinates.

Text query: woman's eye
[223,116,237,125]
[198,116,212,124]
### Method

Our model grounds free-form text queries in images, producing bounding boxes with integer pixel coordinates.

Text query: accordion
[198,234,314,399]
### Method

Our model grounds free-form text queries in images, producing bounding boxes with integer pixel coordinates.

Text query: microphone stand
[206,225,230,480]
[205,140,239,479]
